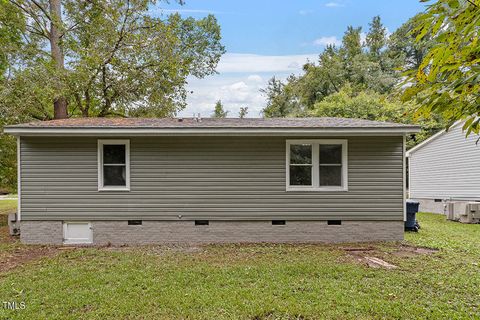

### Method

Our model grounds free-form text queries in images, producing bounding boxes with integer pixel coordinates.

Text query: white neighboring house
[407,121,480,214]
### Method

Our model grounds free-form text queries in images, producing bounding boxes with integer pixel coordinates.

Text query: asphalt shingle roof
[7,117,418,129]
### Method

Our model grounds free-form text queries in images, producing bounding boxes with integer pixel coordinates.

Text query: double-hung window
[98,140,130,191]
[286,140,347,191]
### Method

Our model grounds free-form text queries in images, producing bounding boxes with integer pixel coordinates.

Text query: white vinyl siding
[409,123,480,200]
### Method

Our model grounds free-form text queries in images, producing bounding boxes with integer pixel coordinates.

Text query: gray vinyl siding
[409,124,480,200]
[20,136,404,221]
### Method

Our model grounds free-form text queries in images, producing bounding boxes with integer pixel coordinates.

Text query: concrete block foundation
[20,220,404,245]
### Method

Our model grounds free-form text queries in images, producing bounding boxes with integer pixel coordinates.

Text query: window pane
[290,166,312,185]
[103,145,126,164]
[290,144,312,164]
[319,166,342,186]
[319,144,342,164]
[104,166,126,186]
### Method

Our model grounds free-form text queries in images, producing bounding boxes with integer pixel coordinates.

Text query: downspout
[17,136,21,222]
[403,134,406,222]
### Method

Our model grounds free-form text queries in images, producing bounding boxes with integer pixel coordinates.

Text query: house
[407,121,480,214]
[4,117,419,245]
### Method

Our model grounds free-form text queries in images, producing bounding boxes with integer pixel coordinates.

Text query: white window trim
[286,139,348,192]
[98,139,130,191]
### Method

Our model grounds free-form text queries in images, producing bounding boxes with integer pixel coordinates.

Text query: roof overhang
[4,126,421,137]
[406,121,462,157]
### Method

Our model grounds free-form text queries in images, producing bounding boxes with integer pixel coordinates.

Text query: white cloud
[325,2,345,7]
[299,10,313,15]
[226,81,249,92]
[182,75,267,118]
[216,53,318,73]
[181,53,318,118]
[247,74,263,83]
[313,36,341,47]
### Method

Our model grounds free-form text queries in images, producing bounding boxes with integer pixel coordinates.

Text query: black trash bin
[405,200,420,232]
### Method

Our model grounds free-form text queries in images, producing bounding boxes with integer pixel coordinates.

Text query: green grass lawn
[0,199,17,215]
[0,199,17,227]
[0,213,479,319]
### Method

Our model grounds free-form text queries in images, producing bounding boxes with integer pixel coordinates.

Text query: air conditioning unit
[459,202,480,224]
[446,201,465,221]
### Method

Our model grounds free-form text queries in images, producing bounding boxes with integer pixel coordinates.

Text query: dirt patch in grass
[341,243,439,269]
[0,225,17,244]
[0,246,59,273]
[391,244,439,257]
[344,249,397,269]
[0,227,59,274]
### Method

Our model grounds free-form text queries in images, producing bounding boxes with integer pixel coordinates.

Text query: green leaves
[261,76,300,117]
[307,86,444,148]
[238,107,248,119]
[401,0,480,136]
[261,16,412,122]
[212,100,228,118]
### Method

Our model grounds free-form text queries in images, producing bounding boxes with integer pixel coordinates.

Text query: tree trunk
[49,0,68,119]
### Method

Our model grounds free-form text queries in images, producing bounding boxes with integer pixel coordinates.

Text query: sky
[150,0,427,118]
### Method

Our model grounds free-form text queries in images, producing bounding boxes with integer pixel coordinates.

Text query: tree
[0,0,24,79]
[1,0,225,119]
[366,16,387,59]
[238,106,248,118]
[0,117,17,192]
[387,14,434,74]
[341,26,362,62]
[307,85,444,148]
[261,16,398,116]
[261,76,300,117]
[4,0,72,119]
[309,85,405,121]
[293,46,345,107]
[401,0,480,135]
[212,100,228,118]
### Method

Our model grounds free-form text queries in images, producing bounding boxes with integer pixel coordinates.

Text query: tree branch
[63,21,81,35]
[85,0,131,89]
[73,92,84,114]
[25,25,50,40]
[99,65,112,117]
[30,0,52,21]
[466,0,478,8]
[9,1,50,38]
[326,73,340,92]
